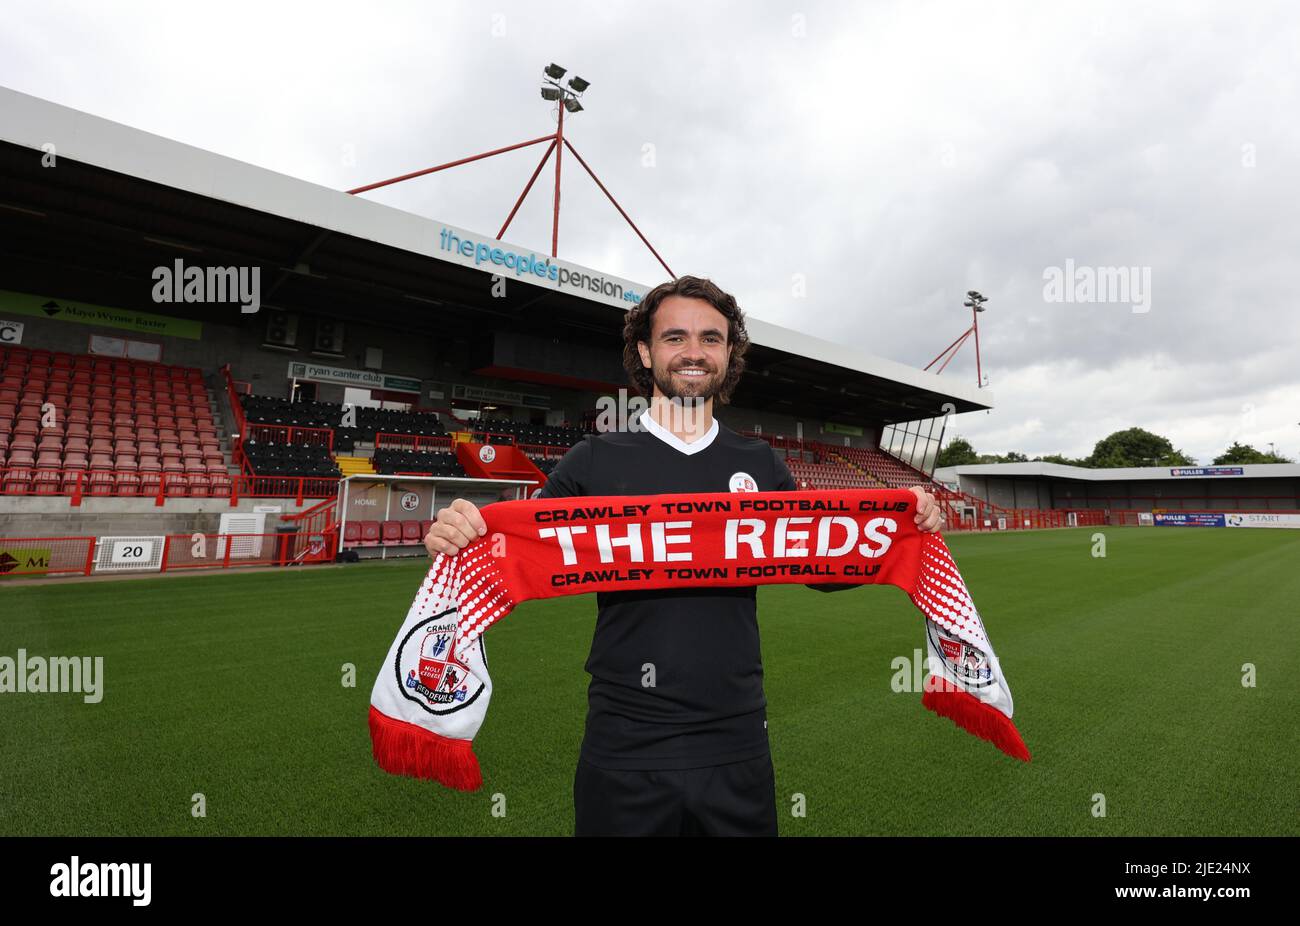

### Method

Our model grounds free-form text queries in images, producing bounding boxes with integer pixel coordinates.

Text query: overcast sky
[4,0,1297,463]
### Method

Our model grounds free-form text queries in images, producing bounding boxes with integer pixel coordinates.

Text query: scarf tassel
[368,706,483,791]
[921,685,1032,762]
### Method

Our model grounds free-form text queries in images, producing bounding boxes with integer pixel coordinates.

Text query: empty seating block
[372,448,466,477]
[0,344,223,496]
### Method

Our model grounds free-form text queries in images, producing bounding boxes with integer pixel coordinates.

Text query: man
[424,275,943,835]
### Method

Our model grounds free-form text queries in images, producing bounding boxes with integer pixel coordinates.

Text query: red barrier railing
[160,531,334,570]
[0,535,97,576]
[518,443,571,459]
[245,422,335,450]
[470,430,517,445]
[0,467,336,507]
[937,500,1108,532]
[228,475,339,507]
[221,364,249,470]
[375,432,572,458]
[281,494,341,555]
[374,432,455,452]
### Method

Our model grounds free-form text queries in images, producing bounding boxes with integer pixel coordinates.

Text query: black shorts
[573,752,778,836]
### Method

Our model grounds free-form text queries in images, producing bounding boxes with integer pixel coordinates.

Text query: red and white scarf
[368,488,1030,790]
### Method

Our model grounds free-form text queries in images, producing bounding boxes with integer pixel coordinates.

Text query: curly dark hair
[622,275,751,405]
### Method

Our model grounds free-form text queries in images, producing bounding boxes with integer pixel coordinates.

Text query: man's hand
[909,485,943,533]
[424,498,487,557]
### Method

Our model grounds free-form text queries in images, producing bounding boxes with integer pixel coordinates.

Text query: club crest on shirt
[729,471,758,492]
[396,612,486,713]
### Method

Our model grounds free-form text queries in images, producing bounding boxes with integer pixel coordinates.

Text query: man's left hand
[909,485,943,533]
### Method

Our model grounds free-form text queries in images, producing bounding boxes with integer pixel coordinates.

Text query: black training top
[535,413,798,770]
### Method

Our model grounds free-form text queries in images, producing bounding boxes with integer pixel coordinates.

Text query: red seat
[381,521,403,544]
[32,470,62,494]
[359,521,381,547]
[343,522,361,547]
[115,472,141,496]
[3,468,31,494]
[87,471,116,496]
[402,520,423,543]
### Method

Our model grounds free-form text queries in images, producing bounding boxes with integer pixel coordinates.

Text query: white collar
[638,407,718,455]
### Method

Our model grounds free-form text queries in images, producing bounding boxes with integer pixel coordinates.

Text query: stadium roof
[936,462,1300,481]
[0,86,993,423]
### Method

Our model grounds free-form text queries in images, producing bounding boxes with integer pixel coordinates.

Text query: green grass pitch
[1,526,1296,836]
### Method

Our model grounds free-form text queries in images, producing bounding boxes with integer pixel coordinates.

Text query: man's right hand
[424,498,487,557]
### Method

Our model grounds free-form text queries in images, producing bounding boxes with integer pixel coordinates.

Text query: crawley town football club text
[531,497,911,587]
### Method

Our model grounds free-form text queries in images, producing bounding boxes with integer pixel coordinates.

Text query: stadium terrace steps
[335,455,375,478]
[748,432,941,493]
[825,450,887,488]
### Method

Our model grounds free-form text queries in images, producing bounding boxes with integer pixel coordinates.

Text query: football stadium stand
[2,86,1151,579]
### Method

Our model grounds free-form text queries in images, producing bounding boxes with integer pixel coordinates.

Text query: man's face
[637,295,731,402]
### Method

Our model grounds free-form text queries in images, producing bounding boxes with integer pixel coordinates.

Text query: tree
[1035,452,1089,466]
[1213,442,1295,464]
[976,451,1028,463]
[1086,427,1195,468]
[936,436,978,467]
